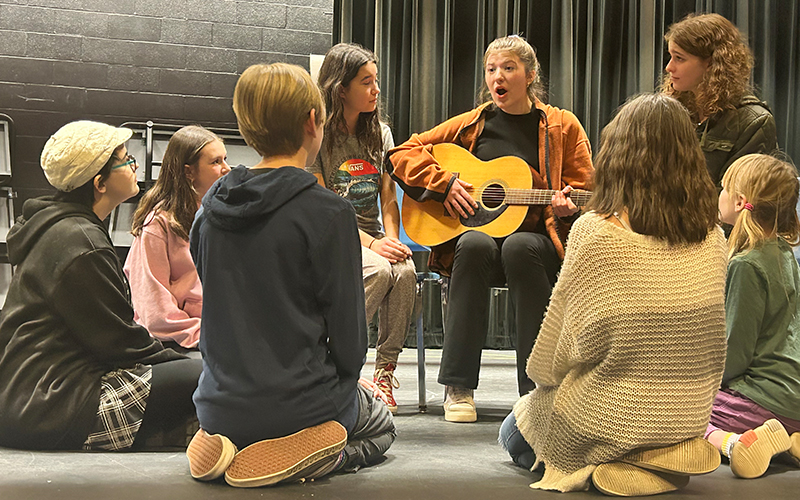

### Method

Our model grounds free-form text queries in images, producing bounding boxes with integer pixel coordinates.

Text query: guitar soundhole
[481,183,506,209]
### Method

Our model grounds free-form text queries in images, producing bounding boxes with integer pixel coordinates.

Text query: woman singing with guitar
[388,35,593,422]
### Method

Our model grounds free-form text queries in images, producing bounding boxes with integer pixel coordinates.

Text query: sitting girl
[499,94,727,495]
[125,125,230,349]
[706,153,800,478]
[311,43,416,412]
[0,121,200,451]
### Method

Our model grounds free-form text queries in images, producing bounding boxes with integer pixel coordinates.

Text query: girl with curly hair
[662,13,777,189]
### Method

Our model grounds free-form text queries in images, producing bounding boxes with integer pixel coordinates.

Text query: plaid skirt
[83,365,152,451]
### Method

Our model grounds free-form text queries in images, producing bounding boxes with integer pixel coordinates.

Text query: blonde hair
[233,63,325,158]
[588,93,718,245]
[722,154,800,259]
[661,13,754,121]
[479,35,545,105]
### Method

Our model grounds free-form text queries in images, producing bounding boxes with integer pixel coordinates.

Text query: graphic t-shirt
[308,123,394,237]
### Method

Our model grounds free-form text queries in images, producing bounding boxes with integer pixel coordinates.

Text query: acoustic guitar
[401,143,591,246]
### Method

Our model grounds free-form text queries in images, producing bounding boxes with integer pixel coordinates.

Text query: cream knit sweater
[514,212,727,492]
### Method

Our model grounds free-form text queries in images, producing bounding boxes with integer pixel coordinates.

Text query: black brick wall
[0,0,333,201]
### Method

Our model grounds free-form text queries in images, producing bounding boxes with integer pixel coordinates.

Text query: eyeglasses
[111,154,137,171]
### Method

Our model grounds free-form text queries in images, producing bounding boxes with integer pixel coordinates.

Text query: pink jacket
[124,211,202,348]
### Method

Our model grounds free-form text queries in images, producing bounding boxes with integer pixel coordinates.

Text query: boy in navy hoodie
[185,63,396,488]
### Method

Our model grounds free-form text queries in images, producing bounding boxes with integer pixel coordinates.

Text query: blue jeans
[498,411,536,470]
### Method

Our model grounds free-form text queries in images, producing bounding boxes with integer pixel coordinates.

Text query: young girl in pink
[125,126,230,349]
[707,153,800,478]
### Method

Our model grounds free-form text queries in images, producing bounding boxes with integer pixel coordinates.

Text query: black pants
[438,231,560,395]
[132,357,203,449]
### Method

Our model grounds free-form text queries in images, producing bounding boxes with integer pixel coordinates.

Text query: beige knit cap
[40,120,133,192]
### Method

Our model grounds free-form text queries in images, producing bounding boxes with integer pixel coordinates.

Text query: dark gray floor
[1,349,798,499]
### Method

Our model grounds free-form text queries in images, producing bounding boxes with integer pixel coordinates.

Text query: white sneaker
[443,386,477,422]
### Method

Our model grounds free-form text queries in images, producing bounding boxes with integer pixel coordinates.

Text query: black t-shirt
[472,106,540,174]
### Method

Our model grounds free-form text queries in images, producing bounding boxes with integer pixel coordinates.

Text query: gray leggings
[342,384,397,471]
[362,246,416,371]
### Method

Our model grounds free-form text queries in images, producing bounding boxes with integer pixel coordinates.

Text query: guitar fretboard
[471,187,592,206]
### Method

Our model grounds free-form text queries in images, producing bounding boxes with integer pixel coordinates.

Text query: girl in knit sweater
[499,93,728,496]
[706,154,800,478]
[125,126,230,349]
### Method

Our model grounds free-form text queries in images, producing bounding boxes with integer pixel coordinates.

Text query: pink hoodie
[124,211,202,348]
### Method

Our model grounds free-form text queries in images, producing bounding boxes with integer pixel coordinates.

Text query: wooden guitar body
[401,143,533,247]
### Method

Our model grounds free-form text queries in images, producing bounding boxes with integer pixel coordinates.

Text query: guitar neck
[503,188,592,207]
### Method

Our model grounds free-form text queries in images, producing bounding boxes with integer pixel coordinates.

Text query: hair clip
[743,202,754,211]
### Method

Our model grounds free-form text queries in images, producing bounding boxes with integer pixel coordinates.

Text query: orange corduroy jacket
[388,100,594,275]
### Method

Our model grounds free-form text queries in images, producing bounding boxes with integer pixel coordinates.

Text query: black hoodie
[0,198,183,450]
[190,166,367,448]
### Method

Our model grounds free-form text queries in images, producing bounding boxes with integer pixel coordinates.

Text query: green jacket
[699,95,776,191]
[724,238,800,420]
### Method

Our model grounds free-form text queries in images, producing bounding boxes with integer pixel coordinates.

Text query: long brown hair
[479,35,546,106]
[131,125,221,240]
[661,13,754,121]
[588,93,718,245]
[722,154,800,259]
[317,43,383,158]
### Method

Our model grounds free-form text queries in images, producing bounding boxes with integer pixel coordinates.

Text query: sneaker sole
[444,407,477,423]
[592,462,689,496]
[224,421,347,488]
[730,419,791,479]
[620,437,720,475]
[284,451,343,482]
[186,429,237,481]
[790,432,800,461]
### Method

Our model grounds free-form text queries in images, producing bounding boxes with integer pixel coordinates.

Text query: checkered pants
[83,365,152,451]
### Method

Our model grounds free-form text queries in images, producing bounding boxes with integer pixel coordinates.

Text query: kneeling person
[186,62,396,487]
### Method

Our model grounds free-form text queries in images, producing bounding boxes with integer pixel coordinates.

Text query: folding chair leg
[416,311,427,412]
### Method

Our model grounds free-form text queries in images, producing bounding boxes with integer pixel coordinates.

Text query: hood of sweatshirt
[6,197,102,266]
[201,165,318,232]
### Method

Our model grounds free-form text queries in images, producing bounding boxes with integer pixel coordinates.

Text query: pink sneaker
[374,363,400,413]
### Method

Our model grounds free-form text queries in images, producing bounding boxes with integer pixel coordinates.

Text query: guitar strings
[466,186,591,204]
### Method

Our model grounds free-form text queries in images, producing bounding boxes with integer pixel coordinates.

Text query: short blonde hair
[233,63,325,158]
[722,154,800,259]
